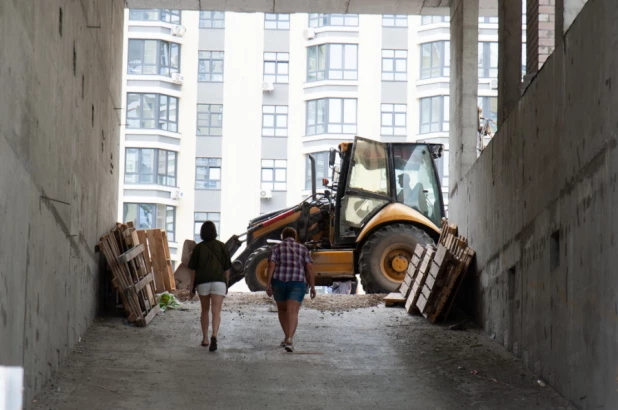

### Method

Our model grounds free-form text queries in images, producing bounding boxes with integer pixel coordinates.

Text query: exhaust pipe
[308,154,316,196]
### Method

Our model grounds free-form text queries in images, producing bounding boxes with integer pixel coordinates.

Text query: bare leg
[198,295,211,344]
[286,300,301,342]
[276,301,289,340]
[210,294,224,338]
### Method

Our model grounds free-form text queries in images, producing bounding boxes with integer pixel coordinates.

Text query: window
[261,160,287,191]
[478,96,498,132]
[195,158,222,189]
[123,203,176,242]
[129,9,181,24]
[127,39,180,76]
[307,44,358,82]
[421,16,448,25]
[383,15,408,27]
[479,16,499,24]
[200,11,225,28]
[478,42,498,78]
[265,13,290,29]
[381,104,407,136]
[420,41,450,79]
[264,52,289,83]
[126,93,178,132]
[419,96,449,134]
[198,51,224,82]
[125,148,177,186]
[308,14,359,28]
[382,49,407,81]
[194,212,221,241]
[196,104,223,136]
[305,152,330,190]
[306,98,357,136]
[262,106,288,137]
[393,144,444,226]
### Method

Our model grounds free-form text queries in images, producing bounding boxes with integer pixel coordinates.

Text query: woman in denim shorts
[266,227,316,352]
[189,221,232,351]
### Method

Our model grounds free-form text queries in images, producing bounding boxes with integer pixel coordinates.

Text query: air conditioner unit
[171,25,186,37]
[171,73,184,84]
[303,28,316,40]
[489,79,498,89]
[259,189,272,199]
[171,189,181,200]
[262,81,275,92]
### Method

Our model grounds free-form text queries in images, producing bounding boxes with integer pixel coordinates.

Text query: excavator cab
[333,138,444,245]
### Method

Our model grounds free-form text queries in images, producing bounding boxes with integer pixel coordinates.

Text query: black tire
[358,224,434,294]
[244,246,272,292]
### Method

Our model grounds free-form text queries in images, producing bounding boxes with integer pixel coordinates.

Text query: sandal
[201,341,209,347]
[209,336,217,352]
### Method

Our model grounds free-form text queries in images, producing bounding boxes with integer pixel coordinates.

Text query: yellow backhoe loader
[225,137,445,294]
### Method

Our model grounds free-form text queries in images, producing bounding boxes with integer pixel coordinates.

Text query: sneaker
[284,343,294,353]
[279,340,287,348]
[209,336,217,352]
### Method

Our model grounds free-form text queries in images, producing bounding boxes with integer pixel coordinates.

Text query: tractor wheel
[244,246,272,292]
[358,224,433,294]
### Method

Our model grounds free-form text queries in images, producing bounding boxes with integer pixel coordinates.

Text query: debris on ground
[172,291,385,312]
[386,219,476,324]
[156,291,182,312]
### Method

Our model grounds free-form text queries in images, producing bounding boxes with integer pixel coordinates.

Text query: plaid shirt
[269,238,313,282]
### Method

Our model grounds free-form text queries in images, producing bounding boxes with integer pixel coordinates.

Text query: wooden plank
[411,255,422,267]
[161,231,172,259]
[416,293,429,312]
[146,230,167,292]
[414,244,425,258]
[384,292,406,307]
[129,272,155,293]
[117,244,145,264]
[166,260,176,291]
[434,244,451,267]
[161,232,176,291]
[140,304,161,327]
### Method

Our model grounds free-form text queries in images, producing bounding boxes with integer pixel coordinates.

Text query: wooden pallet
[403,219,476,324]
[98,225,160,326]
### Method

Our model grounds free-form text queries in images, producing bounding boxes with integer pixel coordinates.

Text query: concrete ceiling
[125,0,498,15]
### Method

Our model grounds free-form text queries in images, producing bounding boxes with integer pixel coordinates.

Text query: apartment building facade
[118,9,502,271]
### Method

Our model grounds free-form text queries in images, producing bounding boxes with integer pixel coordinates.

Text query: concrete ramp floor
[32,294,573,409]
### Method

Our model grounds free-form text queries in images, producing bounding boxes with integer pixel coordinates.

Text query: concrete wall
[450,0,617,408]
[0,0,124,402]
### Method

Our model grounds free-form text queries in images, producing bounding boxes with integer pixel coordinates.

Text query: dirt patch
[173,291,386,312]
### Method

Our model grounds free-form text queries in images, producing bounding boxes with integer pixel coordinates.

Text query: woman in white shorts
[189,221,232,351]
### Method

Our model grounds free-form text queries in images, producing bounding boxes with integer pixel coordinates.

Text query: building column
[555,0,588,45]
[449,0,479,193]
[498,0,522,124]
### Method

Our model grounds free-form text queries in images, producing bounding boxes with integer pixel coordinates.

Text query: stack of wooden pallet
[98,224,160,326]
[384,219,475,323]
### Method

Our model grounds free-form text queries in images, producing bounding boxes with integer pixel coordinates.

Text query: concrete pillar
[449,0,479,193]
[556,0,588,44]
[498,0,522,124]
